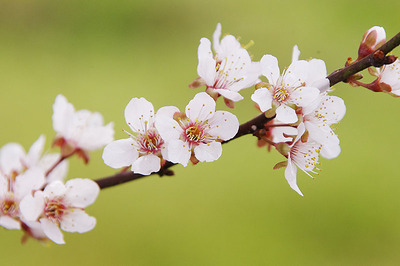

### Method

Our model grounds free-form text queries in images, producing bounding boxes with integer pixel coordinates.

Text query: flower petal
[284,158,304,196]
[61,209,96,233]
[44,181,67,197]
[124,97,155,133]
[0,216,21,230]
[25,135,46,167]
[213,89,244,102]
[40,218,65,244]
[155,115,183,142]
[64,178,100,208]
[131,154,161,175]
[212,23,222,52]
[14,167,45,200]
[194,142,222,162]
[207,111,239,141]
[260,54,280,85]
[197,38,217,86]
[20,191,45,221]
[52,94,75,136]
[0,143,25,174]
[251,88,273,112]
[275,105,298,124]
[185,92,216,122]
[167,140,191,167]
[102,138,139,169]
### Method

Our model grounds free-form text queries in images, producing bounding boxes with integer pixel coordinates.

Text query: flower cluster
[0,95,113,244]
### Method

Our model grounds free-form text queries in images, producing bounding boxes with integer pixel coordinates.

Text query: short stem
[45,151,75,177]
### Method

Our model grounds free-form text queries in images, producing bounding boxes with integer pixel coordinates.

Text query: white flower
[358,26,386,59]
[284,124,321,196]
[52,94,114,161]
[155,92,239,167]
[102,98,168,175]
[375,59,400,96]
[193,23,261,106]
[303,94,346,159]
[251,48,327,123]
[20,178,99,245]
[0,167,45,230]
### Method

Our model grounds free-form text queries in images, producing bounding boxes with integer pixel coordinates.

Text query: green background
[1,0,400,265]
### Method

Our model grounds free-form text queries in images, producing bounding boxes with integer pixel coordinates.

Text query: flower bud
[358,26,386,59]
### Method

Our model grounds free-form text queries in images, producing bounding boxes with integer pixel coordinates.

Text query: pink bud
[358,26,386,59]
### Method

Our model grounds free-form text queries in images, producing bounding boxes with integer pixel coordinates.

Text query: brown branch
[95,31,400,190]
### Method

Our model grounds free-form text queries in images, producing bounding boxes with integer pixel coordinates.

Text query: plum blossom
[190,23,261,108]
[20,178,99,245]
[358,26,386,59]
[102,98,169,175]
[284,124,322,196]
[370,59,400,96]
[251,47,327,123]
[0,167,45,230]
[52,94,114,162]
[155,92,239,167]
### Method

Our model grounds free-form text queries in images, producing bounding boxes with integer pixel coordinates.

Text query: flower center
[185,125,206,145]
[273,86,290,103]
[1,197,18,217]
[137,129,164,155]
[44,198,67,224]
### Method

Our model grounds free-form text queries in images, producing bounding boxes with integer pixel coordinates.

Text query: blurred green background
[1,0,400,265]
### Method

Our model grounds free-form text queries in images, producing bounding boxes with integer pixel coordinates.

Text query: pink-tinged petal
[14,168,45,200]
[52,94,75,135]
[0,143,25,174]
[64,179,100,208]
[275,105,298,124]
[40,218,65,244]
[212,23,222,52]
[284,60,309,87]
[44,181,67,197]
[131,154,161,175]
[207,111,239,141]
[156,106,180,119]
[289,86,320,107]
[292,45,300,63]
[213,89,244,102]
[194,142,222,162]
[61,209,96,233]
[167,140,191,167]
[20,191,45,221]
[25,135,45,167]
[197,38,217,86]
[155,115,183,142]
[102,138,138,169]
[251,88,273,112]
[260,54,280,85]
[284,158,304,196]
[321,142,341,159]
[185,92,216,122]
[124,98,155,133]
[0,216,21,230]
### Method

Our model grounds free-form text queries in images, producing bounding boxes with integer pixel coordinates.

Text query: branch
[94,31,400,190]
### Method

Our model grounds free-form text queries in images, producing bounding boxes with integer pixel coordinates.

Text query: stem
[94,31,400,190]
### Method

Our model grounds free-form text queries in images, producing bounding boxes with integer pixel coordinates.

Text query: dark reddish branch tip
[95,31,400,190]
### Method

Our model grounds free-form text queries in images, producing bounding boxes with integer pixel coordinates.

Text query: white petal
[321,142,341,159]
[292,45,300,63]
[260,54,280,85]
[213,89,244,102]
[284,158,304,196]
[155,115,183,142]
[185,92,216,122]
[289,86,320,107]
[0,216,21,230]
[194,142,222,162]
[40,218,65,244]
[44,154,69,183]
[197,38,217,86]
[275,105,298,124]
[0,142,25,174]
[156,106,180,119]
[0,174,7,196]
[284,60,309,87]
[52,94,75,135]
[20,191,45,221]
[124,97,155,133]
[64,178,100,208]
[167,140,191,167]
[102,138,139,169]
[131,154,161,175]
[14,167,45,200]
[77,121,114,151]
[25,135,46,167]
[44,181,67,198]
[251,88,273,112]
[207,111,239,141]
[271,126,298,143]
[61,209,96,233]
[212,23,222,52]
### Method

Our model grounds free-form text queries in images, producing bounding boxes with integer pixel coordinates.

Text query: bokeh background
[0,0,399,265]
